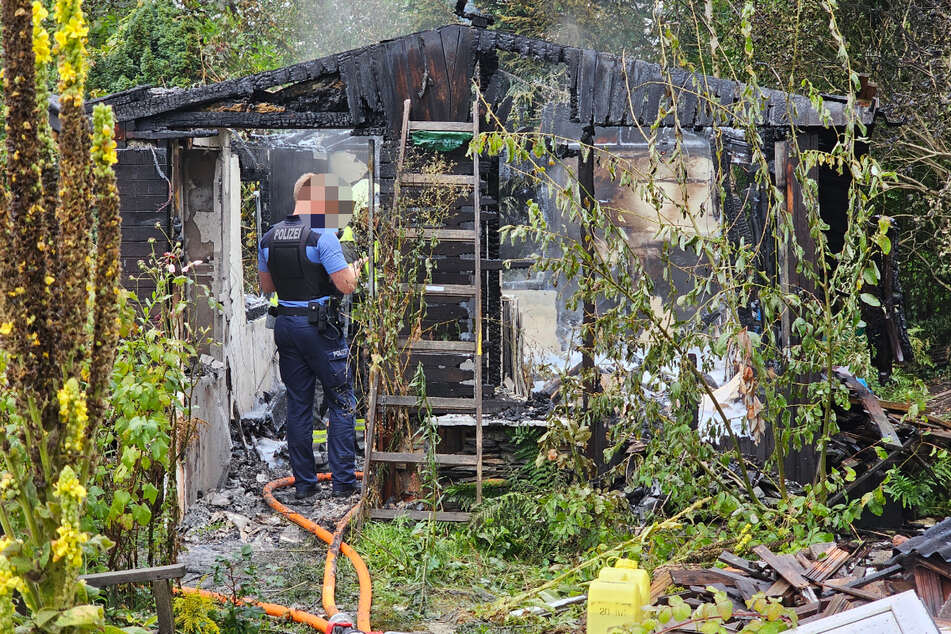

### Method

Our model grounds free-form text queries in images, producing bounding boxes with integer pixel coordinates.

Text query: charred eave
[92,24,877,136]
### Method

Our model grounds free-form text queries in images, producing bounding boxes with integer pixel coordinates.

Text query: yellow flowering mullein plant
[0,0,123,630]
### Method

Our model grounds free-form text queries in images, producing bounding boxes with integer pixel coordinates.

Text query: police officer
[258,173,367,499]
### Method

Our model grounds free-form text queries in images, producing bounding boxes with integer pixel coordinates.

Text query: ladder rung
[409,121,473,133]
[368,508,470,522]
[370,451,478,467]
[400,173,475,187]
[399,339,476,353]
[399,283,477,297]
[378,395,478,411]
[403,228,476,241]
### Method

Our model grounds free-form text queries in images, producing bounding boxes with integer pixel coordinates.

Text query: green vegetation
[0,0,947,632]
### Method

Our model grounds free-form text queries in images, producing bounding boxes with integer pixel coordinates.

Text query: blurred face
[294,173,354,230]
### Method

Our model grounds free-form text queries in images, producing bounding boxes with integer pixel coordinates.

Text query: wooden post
[473,96,484,504]
[578,125,605,475]
[780,134,820,484]
[81,564,185,634]
[152,579,174,634]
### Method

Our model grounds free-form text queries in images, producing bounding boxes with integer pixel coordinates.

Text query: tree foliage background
[84,0,951,353]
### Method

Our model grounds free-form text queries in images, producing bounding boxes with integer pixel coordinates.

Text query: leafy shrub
[86,243,214,571]
[470,485,629,558]
[212,546,267,634]
[885,446,951,516]
[89,0,203,93]
[174,591,220,634]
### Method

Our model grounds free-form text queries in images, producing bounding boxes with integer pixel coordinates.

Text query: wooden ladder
[362,98,484,523]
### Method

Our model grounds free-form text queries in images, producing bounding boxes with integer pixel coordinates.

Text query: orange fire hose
[263,473,373,632]
[177,586,333,632]
[324,498,364,619]
[178,472,373,634]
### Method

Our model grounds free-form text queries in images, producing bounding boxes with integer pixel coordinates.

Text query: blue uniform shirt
[258,216,349,307]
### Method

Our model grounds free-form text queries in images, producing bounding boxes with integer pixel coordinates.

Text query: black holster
[309,298,342,336]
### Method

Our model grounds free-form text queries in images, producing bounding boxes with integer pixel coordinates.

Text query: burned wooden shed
[93,20,906,497]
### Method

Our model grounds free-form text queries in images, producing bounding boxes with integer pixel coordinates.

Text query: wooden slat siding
[693,75,714,128]
[577,49,598,125]
[719,79,738,121]
[116,147,170,299]
[359,48,382,118]
[384,40,410,133]
[594,53,615,124]
[459,28,479,114]
[680,73,701,127]
[661,68,684,127]
[643,66,665,125]
[768,91,787,127]
[608,58,630,126]
[370,46,393,126]
[787,134,819,319]
[441,26,461,114]
[705,77,729,127]
[422,30,451,122]
[339,50,363,127]
[404,35,428,122]
[631,60,655,124]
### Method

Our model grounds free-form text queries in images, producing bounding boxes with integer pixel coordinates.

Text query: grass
[350,518,587,633]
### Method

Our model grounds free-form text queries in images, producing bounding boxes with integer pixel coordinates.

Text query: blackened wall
[115,145,172,299]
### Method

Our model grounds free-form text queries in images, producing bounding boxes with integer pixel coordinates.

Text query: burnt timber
[96,21,892,482]
[92,24,877,135]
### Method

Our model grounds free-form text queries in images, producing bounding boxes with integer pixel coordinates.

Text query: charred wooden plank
[841,564,903,589]
[668,568,735,587]
[642,67,665,125]
[821,594,850,617]
[142,111,352,129]
[679,73,701,128]
[370,451,478,466]
[421,30,452,121]
[124,127,218,140]
[819,580,880,602]
[577,49,599,125]
[753,545,817,602]
[718,551,768,579]
[593,52,615,125]
[836,368,901,445]
[805,547,851,583]
[103,55,343,122]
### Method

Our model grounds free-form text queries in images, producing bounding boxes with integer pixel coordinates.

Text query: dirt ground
[178,445,362,619]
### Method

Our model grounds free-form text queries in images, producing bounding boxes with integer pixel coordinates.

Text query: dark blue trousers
[274,315,357,493]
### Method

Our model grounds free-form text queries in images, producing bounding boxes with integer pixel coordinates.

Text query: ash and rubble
[177,391,363,614]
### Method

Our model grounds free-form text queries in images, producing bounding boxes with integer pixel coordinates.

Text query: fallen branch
[493,496,712,615]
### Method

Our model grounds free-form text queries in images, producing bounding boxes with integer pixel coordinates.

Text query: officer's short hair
[294,172,317,201]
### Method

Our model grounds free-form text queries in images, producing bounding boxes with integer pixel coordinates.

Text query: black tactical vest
[266,217,341,301]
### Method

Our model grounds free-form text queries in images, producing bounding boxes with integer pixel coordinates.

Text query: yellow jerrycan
[587,558,650,633]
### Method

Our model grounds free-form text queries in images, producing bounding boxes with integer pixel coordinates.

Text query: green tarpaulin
[411,130,473,152]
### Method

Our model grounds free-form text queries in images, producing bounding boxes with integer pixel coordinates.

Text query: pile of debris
[654,518,951,629]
